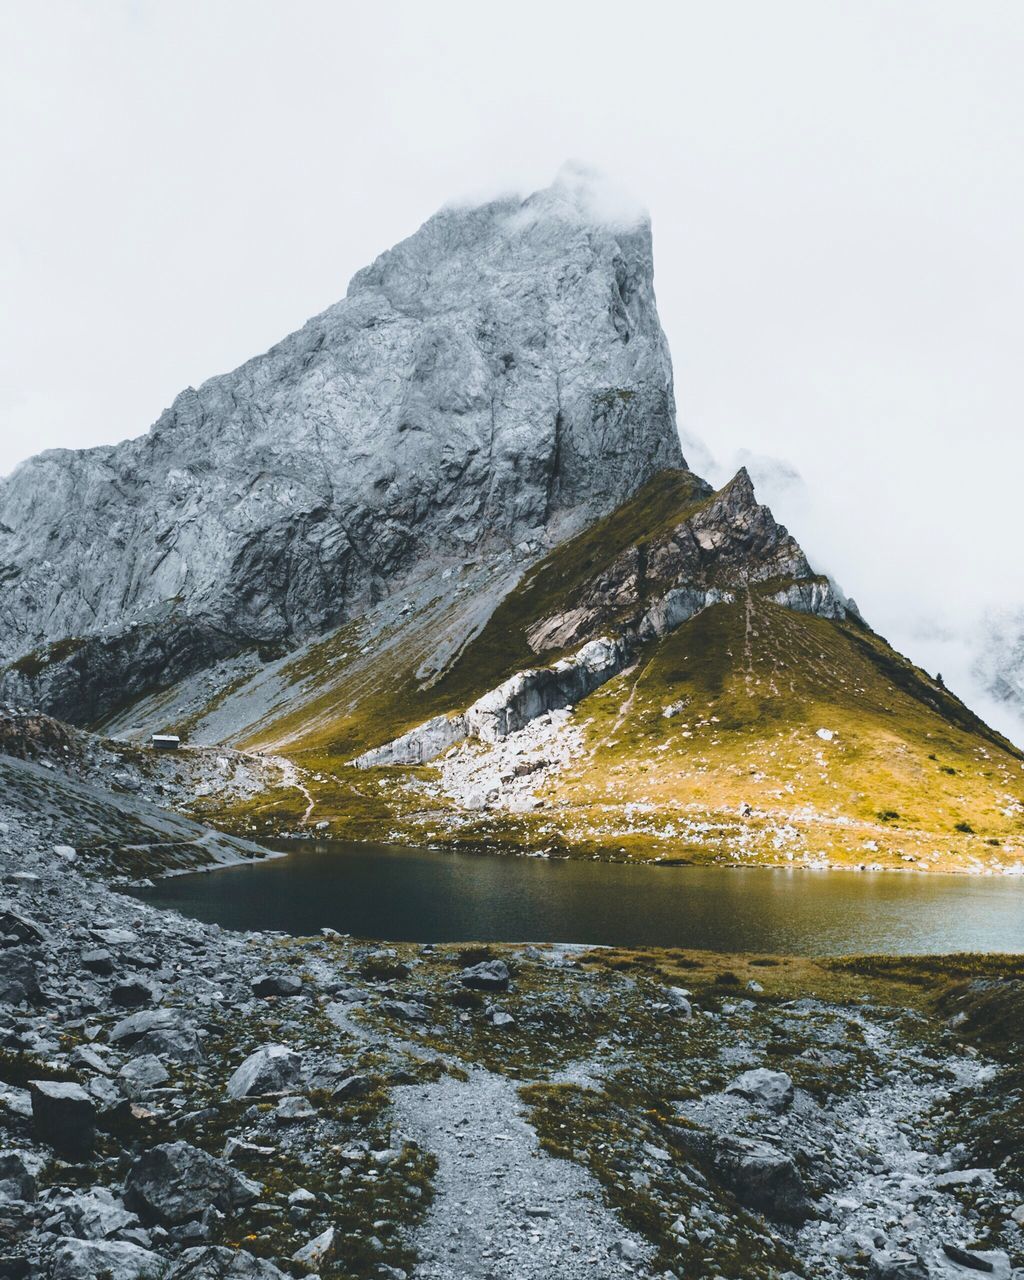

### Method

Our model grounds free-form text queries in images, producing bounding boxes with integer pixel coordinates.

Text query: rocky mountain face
[2,169,1021,875]
[352,467,848,769]
[0,171,682,723]
[975,613,1024,724]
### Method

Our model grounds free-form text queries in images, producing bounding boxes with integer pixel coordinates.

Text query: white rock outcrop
[353,636,627,768]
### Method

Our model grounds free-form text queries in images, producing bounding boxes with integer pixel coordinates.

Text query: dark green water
[134,839,1024,955]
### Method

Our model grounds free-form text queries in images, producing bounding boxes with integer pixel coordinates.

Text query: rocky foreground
[1,780,1024,1279]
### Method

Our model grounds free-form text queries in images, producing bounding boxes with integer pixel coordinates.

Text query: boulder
[225,1044,302,1100]
[81,948,115,975]
[132,1025,204,1063]
[0,1083,32,1121]
[251,973,303,998]
[869,1250,929,1280]
[274,1095,316,1124]
[119,1055,170,1097]
[124,1141,261,1224]
[166,1245,289,1278]
[92,928,138,947]
[941,1244,1010,1276]
[379,999,428,1022]
[610,1239,643,1261]
[725,1068,795,1112]
[0,912,44,946]
[109,1008,177,1045]
[222,1138,276,1164]
[87,1074,126,1115]
[0,1150,40,1202]
[70,1045,111,1075]
[0,951,41,1005]
[57,1186,139,1240]
[112,978,159,1008]
[330,1073,372,1101]
[292,1226,336,1269]
[931,1168,993,1190]
[665,987,693,1018]
[459,960,511,992]
[28,1080,95,1155]
[50,1237,165,1280]
[705,1135,813,1223]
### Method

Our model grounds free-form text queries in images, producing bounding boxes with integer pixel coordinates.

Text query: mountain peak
[523,161,649,229]
[0,177,684,722]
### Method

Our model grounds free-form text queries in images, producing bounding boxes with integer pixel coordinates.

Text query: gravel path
[392,1068,656,1280]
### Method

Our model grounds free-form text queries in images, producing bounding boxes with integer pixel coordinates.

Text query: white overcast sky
[2,1,1022,735]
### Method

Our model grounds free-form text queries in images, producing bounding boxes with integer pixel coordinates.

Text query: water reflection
[136,840,1024,956]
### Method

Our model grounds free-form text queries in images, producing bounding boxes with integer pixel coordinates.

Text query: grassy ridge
[186,472,1024,869]
[236,469,715,761]
[529,596,1024,867]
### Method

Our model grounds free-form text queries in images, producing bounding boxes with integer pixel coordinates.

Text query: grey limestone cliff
[0,169,684,722]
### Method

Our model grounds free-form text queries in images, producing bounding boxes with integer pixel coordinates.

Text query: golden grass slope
[171,470,1024,870]
[515,594,1024,870]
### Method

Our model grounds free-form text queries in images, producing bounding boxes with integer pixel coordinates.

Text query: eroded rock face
[124,1141,261,1224]
[353,467,848,770]
[352,636,629,768]
[0,169,683,724]
[526,467,845,656]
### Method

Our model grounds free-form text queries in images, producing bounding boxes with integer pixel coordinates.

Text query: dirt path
[609,661,646,739]
[391,1067,655,1280]
[264,752,316,825]
[744,588,756,697]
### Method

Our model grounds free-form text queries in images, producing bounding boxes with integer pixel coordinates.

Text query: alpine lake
[136,838,1024,956]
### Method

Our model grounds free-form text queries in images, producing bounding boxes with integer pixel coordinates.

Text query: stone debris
[1,704,1023,1280]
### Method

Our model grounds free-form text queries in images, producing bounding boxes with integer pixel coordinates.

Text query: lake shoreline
[133,836,1024,956]
[163,827,1024,882]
